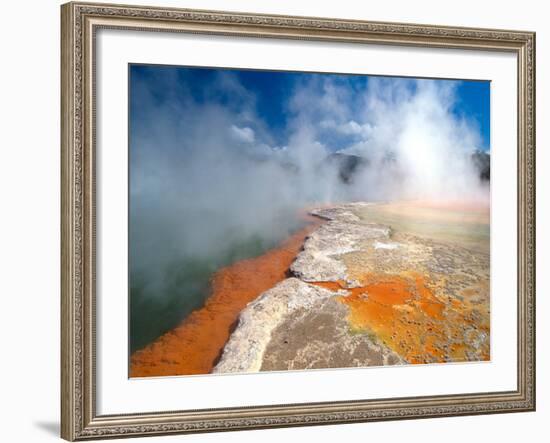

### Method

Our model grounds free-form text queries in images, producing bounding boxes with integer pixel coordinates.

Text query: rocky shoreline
[214,202,490,373]
[129,217,323,377]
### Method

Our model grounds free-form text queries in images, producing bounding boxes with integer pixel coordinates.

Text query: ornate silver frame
[61,1,536,440]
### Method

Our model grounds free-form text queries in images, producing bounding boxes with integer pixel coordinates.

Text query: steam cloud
[130,68,489,300]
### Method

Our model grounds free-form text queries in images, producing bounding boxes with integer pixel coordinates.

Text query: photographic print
[129,64,491,378]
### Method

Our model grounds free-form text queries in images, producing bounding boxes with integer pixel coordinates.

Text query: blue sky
[130,64,490,154]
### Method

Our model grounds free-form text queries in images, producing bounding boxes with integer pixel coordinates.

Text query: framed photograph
[61,1,536,440]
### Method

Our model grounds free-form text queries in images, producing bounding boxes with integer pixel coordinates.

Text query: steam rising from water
[129,68,489,349]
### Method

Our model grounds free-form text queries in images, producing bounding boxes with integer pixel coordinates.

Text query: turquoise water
[129,222,305,354]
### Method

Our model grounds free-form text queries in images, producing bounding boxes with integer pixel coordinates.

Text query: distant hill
[471,151,490,181]
[323,153,370,184]
[324,151,490,184]
[272,150,490,185]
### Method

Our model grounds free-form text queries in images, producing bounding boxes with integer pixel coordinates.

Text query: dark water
[129,223,305,354]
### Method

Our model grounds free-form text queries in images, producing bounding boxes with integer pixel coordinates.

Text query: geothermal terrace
[131,201,490,377]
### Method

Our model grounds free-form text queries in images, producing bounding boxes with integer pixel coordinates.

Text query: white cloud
[230,125,255,143]
[338,120,372,138]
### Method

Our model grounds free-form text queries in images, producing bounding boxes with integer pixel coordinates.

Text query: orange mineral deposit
[130,215,323,377]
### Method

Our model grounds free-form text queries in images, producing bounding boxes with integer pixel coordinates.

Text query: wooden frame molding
[61,2,536,440]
